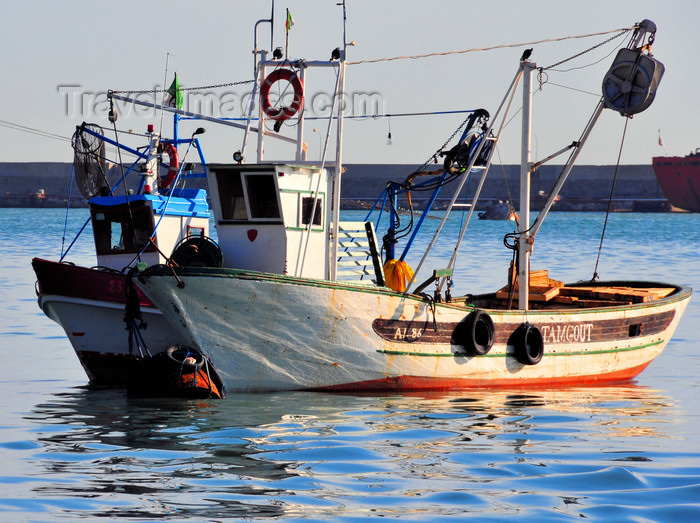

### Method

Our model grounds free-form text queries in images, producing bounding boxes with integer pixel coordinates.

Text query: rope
[0,119,71,143]
[592,117,630,281]
[339,109,476,120]
[108,98,140,264]
[125,135,199,269]
[124,269,151,358]
[348,27,634,65]
[297,64,341,276]
[494,146,515,209]
[378,110,488,253]
[112,128,150,137]
[538,81,600,97]
[61,163,75,259]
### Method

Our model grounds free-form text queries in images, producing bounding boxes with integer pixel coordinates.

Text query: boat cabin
[208,163,332,278]
[89,188,211,271]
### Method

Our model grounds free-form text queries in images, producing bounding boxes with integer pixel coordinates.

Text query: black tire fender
[452,309,495,356]
[511,322,544,365]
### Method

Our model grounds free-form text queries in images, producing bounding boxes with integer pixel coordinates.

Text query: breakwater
[0,162,667,211]
[341,163,668,212]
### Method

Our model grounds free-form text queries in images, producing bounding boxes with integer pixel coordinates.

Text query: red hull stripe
[32,258,154,307]
[314,361,653,392]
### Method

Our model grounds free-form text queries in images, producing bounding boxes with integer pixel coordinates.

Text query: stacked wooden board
[493,269,675,309]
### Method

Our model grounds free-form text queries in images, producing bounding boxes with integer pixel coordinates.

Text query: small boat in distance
[478,200,518,221]
[652,149,700,212]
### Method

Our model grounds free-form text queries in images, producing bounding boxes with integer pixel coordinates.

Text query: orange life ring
[159,142,179,189]
[260,68,304,121]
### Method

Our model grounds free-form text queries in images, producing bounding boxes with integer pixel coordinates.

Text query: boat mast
[518,59,536,310]
[330,1,347,281]
[243,3,274,162]
[143,128,160,195]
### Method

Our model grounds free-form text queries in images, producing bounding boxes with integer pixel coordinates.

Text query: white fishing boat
[127,15,690,392]
[32,121,217,386]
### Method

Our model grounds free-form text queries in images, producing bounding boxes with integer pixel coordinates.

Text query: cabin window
[91,201,155,255]
[301,196,323,226]
[187,226,205,237]
[628,323,642,337]
[217,171,247,220]
[216,170,280,221]
[245,174,281,219]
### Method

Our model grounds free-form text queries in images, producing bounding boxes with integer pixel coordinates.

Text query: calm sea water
[1,208,699,521]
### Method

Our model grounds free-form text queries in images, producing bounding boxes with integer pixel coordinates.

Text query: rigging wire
[545,39,624,73]
[592,116,630,281]
[299,62,342,275]
[376,111,478,247]
[60,164,76,259]
[348,27,634,65]
[412,112,477,176]
[538,29,629,72]
[380,109,495,253]
[159,52,172,139]
[306,109,477,121]
[0,119,71,143]
[494,145,517,216]
[107,98,140,265]
[539,81,600,98]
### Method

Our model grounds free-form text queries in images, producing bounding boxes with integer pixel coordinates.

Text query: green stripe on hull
[376,338,664,358]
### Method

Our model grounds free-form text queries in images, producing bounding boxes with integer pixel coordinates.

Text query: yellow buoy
[383,259,414,292]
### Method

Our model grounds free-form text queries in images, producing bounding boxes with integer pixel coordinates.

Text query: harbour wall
[341,163,668,212]
[0,162,667,211]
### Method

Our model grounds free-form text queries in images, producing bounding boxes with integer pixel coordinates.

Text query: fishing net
[72,123,109,199]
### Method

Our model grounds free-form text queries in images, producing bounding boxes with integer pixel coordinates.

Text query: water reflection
[27,390,305,519]
[9,209,698,519]
[25,384,677,519]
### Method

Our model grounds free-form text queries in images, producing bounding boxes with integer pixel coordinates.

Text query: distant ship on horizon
[653,148,700,212]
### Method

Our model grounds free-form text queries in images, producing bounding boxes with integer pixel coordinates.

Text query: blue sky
[1,0,698,166]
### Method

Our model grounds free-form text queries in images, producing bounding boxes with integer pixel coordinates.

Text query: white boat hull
[39,294,192,383]
[136,267,692,392]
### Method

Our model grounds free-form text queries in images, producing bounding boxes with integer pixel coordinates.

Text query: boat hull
[135,266,692,392]
[32,258,192,384]
[652,155,700,212]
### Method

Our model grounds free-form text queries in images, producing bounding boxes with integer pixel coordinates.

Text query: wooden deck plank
[559,286,675,304]
[495,286,560,302]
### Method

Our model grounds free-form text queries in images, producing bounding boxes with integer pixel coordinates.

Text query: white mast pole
[256,52,267,162]
[518,60,536,310]
[330,3,347,281]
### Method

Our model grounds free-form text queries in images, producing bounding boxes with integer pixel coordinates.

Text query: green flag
[165,73,183,110]
[285,10,295,31]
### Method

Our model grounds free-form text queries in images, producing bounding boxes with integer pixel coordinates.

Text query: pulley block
[602,47,664,116]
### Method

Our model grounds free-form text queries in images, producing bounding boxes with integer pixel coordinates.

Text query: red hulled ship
[652,148,700,212]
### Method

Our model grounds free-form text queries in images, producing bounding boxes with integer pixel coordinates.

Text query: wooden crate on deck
[504,266,564,303]
[500,265,674,308]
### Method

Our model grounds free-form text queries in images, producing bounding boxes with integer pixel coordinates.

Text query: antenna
[253,1,275,69]
[270,0,275,51]
[339,0,347,50]
[159,53,171,137]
